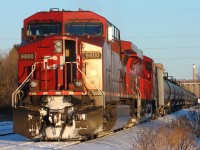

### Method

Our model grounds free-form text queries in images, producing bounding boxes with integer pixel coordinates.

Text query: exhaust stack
[193,64,196,80]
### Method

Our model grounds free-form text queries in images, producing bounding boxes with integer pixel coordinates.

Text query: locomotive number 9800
[20,53,35,60]
[83,52,101,59]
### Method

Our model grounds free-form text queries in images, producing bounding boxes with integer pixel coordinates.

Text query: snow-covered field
[0,109,199,150]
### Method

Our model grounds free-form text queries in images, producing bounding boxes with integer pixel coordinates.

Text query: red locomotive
[12,9,197,140]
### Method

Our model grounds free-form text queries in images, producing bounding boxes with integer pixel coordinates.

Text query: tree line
[0,45,18,120]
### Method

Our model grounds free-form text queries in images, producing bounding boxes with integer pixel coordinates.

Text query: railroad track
[0,141,36,150]
[0,127,14,138]
[0,124,13,137]
[0,122,12,127]
[0,132,15,137]
[0,122,136,150]
[0,129,110,150]
[0,135,81,150]
[53,141,81,149]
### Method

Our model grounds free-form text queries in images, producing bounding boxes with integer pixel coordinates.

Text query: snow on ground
[0,122,13,135]
[0,109,199,150]
[66,109,195,150]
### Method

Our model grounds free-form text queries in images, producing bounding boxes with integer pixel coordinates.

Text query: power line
[0,38,19,41]
[0,48,11,51]
[154,57,200,60]
[125,34,200,39]
[142,46,200,50]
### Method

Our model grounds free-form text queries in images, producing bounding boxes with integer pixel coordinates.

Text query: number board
[83,52,102,59]
[20,53,35,60]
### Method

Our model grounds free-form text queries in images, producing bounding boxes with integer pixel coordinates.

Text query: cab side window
[145,62,152,71]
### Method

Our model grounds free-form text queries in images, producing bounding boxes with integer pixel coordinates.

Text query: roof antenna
[50,8,59,12]
[78,8,84,11]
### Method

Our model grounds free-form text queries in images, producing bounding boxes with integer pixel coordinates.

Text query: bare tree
[164,116,196,150]
[129,116,197,150]
[130,123,165,150]
[0,45,18,120]
[0,45,18,106]
[188,108,200,138]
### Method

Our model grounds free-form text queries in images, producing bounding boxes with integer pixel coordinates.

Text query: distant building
[177,80,200,103]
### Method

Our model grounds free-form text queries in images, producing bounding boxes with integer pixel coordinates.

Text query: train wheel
[81,134,97,141]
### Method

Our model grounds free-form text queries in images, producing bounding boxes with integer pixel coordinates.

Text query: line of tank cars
[12,8,197,140]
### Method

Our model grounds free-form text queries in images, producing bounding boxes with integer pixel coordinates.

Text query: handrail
[12,61,105,109]
[127,76,140,96]
[12,62,43,108]
[135,77,141,119]
[66,62,105,109]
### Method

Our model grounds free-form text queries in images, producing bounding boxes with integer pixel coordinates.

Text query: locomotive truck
[12,8,197,140]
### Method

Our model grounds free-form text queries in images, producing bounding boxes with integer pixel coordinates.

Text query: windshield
[65,23,103,36]
[26,22,61,37]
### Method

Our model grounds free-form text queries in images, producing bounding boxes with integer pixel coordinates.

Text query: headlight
[74,80,83,87]
[55,46,62,53]
[30,81,37,88]
[54,40,62,53]
[55,41,62,47]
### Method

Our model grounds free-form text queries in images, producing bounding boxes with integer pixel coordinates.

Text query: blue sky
[1,0,200,79]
